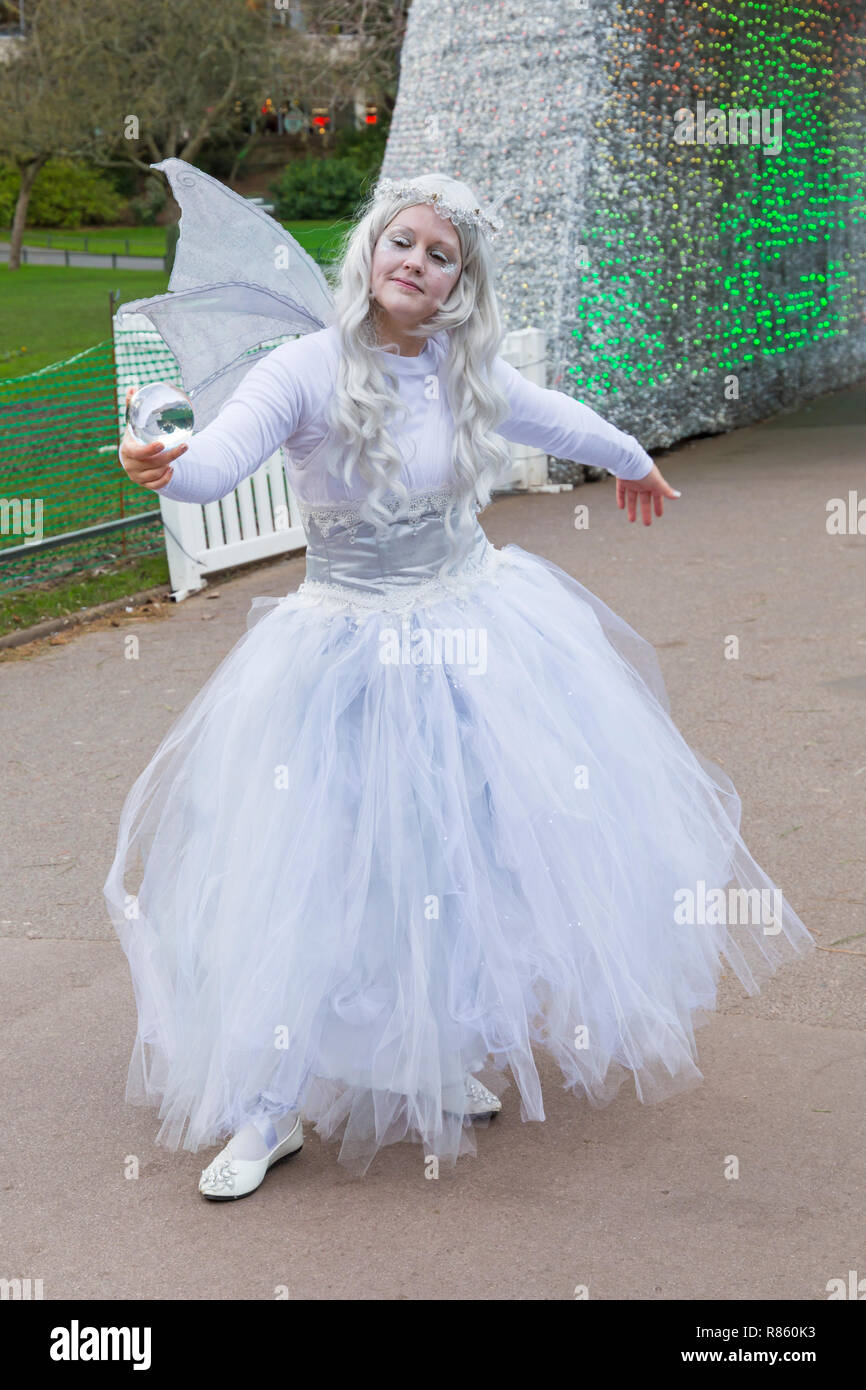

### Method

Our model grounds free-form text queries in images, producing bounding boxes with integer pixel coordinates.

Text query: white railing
[113,313,549,601]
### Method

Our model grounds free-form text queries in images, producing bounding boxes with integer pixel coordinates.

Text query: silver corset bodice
[293,486,505,616]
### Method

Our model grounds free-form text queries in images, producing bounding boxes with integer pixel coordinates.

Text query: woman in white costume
[104,165,813,1198]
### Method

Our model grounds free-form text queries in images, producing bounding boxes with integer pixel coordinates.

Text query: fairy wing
[117,158,337,427]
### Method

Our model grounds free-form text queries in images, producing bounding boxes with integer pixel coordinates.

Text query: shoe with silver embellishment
[198,1115,303,1201]
[442,1074,502,1118]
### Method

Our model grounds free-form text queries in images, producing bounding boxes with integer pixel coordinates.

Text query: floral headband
[371,177,516,242]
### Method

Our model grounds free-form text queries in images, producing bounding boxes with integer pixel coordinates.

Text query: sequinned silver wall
[380,0,866,464]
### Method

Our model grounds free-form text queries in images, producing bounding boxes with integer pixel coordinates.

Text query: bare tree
[82,0,296,174]
[0,0,316,264]
[290,0,411,117]
[0,1,109,269]
[0,0,409,269]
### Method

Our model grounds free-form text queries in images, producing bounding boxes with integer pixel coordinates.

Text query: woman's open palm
[616,464,680,525]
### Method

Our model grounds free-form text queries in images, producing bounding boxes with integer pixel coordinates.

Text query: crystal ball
[126,383,195,448]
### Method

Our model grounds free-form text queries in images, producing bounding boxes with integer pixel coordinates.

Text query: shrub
[269,153,381,222]
[0,159,126,228]
[331,122,389,174]
[128,177,167,226]
[267,118,390,222]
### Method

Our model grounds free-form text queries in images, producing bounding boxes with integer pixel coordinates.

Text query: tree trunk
[228,133,262,188]
[8,157,48,272]
[179,129,212,167]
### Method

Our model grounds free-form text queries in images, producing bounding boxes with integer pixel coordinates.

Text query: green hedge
[268,156,372,221]
[331,123,389,173]
[0,159,126,229]
[268,125,389,220]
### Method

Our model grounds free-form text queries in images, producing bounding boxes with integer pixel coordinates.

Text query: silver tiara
[372,177,516,241]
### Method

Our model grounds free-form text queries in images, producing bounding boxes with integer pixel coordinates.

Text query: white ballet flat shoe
[442,1074,502,1118]
[198,1116,304,1201]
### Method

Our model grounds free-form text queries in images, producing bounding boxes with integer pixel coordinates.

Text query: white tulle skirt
[103,530,814,1175]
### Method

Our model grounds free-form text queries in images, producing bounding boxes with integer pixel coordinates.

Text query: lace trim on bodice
[292,540,508,621]
[298,486,476,537]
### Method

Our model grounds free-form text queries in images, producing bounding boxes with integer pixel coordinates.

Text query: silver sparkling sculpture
[379,0,866,470]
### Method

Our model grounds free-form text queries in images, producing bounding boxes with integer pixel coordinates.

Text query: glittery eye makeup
[387,231,460,276]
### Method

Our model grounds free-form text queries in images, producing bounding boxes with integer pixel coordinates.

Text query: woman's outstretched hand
[616,463,681,526]
[119,385,189,492]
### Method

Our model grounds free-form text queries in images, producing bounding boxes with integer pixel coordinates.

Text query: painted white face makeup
[371,203,464,309]
[370,203,464,352]
[385,226,461,278]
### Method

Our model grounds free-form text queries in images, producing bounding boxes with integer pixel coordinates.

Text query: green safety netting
[0,320,296,597]
[0,330,178,594]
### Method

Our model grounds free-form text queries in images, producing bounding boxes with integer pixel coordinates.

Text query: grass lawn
[0,215,350,616]
[0,219,349,379]
[0,551,171,639]
[4,218,350,262]
[0,265,169,379]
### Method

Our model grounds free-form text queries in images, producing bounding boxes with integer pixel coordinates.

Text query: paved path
[1,383,864,1299]
[0,241,166,270]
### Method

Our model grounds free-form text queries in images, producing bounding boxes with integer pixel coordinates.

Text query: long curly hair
[322,173,514,574]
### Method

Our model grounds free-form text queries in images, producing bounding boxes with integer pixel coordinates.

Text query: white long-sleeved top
[152,324,654,507]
